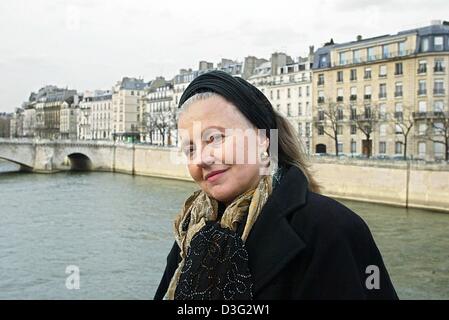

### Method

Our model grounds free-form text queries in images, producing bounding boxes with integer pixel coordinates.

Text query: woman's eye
[208,133,224,144]
[184,147,195,157]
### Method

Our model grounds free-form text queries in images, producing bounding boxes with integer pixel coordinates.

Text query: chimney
[309,45,315,55]
[357,35,363,41]
[431,19,442,26]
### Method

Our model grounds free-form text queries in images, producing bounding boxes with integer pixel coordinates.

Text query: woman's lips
[205,169,229,182]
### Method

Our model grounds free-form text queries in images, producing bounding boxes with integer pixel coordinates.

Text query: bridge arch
[67,153,92,171]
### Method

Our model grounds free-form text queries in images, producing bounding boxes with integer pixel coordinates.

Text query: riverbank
[2,141,449,213]
[110,145,449,213]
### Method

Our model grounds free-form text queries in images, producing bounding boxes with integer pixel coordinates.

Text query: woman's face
[178,95,269,206]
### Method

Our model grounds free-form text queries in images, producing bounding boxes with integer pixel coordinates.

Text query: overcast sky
[1,0,448,112]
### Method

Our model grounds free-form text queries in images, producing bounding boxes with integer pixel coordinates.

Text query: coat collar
[245,165,309,294]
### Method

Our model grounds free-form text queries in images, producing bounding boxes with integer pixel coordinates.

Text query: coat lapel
[245,166,309,295]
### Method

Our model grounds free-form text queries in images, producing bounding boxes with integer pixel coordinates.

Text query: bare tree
[425,111,449,161]
[355,104,379,158]
[314,99,341,156]
[390,107,414,160]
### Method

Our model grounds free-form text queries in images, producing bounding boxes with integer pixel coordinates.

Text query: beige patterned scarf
[165,175,272,299]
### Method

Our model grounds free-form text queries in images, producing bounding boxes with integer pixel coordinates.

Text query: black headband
[178,70,278,135]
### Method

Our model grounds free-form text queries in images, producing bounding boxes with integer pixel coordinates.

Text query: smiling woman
[154,70,398,300]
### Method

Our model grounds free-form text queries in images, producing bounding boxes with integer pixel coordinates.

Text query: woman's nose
[197,146,215,167]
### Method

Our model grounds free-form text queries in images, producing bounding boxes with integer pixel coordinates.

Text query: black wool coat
[154,166,399,300]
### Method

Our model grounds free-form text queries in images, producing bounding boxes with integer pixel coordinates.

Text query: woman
[154,70,398,300]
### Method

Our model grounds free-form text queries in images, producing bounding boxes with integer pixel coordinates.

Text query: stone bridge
[0,138,118,172]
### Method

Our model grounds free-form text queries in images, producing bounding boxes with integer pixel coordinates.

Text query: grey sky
[0,0,448,112]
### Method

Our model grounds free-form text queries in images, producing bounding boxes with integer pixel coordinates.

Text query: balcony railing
[317,97,325,104]
[337,96,344,102]
[379,93,387,99]
[364,73,372,80]
[434,66,446,73]
[332,50,414,67]
[394,91,403,97]
[417,66,427,74]
[413,111,446,119]
[317,80,324,86]
[417,89,427,95]
[364,94,371,100]
[394,112,403,120]
[350,94,357,101]
[434,89,446,95]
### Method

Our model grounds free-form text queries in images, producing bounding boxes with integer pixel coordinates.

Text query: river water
[0,159,448,299]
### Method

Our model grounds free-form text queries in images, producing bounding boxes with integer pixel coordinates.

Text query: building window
[364,85,372,100]
[318,110,325,121]
[337,143,343,153]
[337,108,344,120]
[319,55,328,68]
[353,49,361,63]
[298,87,302,97]
[365,105,372,119]
[339,52,347,65]
[337,71,344,82]
[434,100,444,112]
[395,142,403,154]
[287,103,291,116]
[395,62,403,75]
[434,142,445,159]
[270,90,273,99]
[398,42,406,56]
[382,45,389,59]
[364,67,372,79]
[418,142,426,158]
[337,125,343,135]
[434,79,445,95]
[418,123,427,135]
[306,123,311,137]
[318,74,324,85]
[395,103,403,120]
[380,104,387,119]
[350,107,357,120]
[417,100,427,113]
[421,37,429,52]
[350,124,357,135]
[434,36,444,51]
[298,123,303,136]
[350,69,357,81]
[350,87,357,101]
[367,47,375,61]
[395,82,403,97]
[277,90,280,99]
[418,80,427,95]
[318,125,324,135]
[337,88,344,102]
[287,88,291,98]
[379,65,387,77]
[306,86,310,97]
[434,122,444,135]
[298,103,302,116]
[379,83,387,99]
[379,142,387,154]
[380,124,387,136]
[418,60,427,74]
[434,59,445,73]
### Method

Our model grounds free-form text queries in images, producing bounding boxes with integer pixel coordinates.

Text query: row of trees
[314,100,449,161]
[141,110,179,146]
